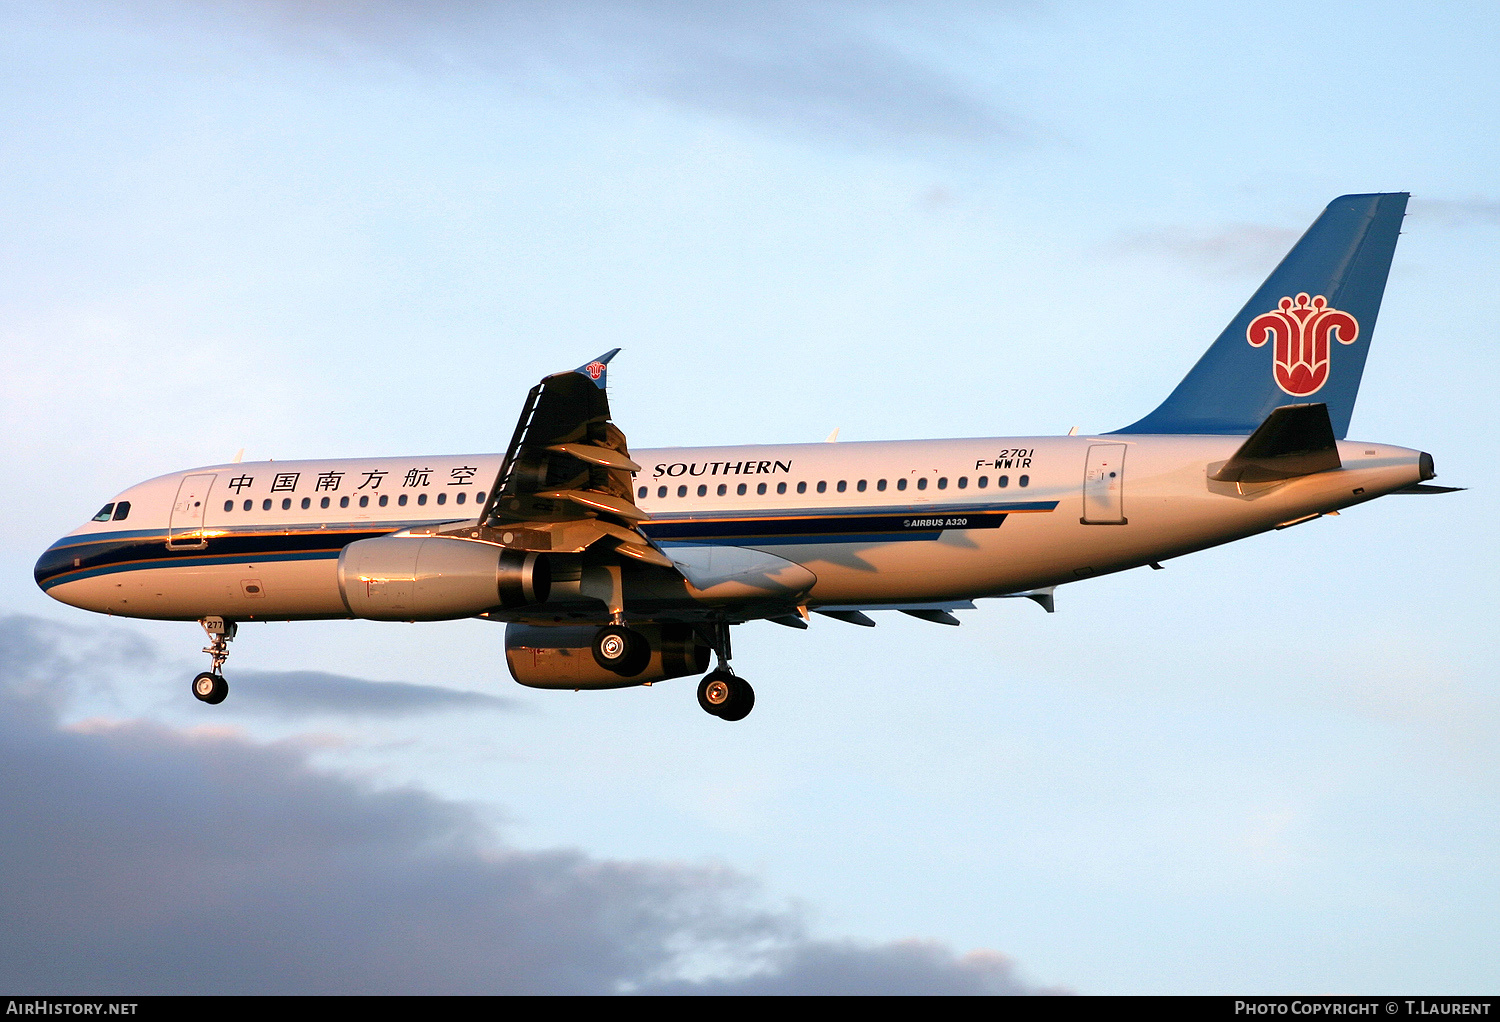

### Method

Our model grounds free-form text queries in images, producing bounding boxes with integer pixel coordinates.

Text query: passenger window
[397,495,407,507]
[717,484,727,496]
[897,478,907,491]
[302,497,312,509]
[837,480,846,492]
[638,486,647,498]
[998,475,1009,488]
[657,486,667,498]
[455,492,465,505]
[797,481,807,494]
[244,499,253,510]
[917,478,928,490]
[757,482,767,495]
[817,481,827,493]
[282,498,291,510]
[937,477,948,489]
[436,492,446,505]
[777,482,787,495]
[476,491,485,502]
[91,503,115,522]
[321,497,331,509]
[223,500,233,512]
[341,495,351,508]
[677,485,687,498]
[957,477,968,489]
[417,493,427,506]
[379,494,389,507]
[698,484,707,497]
[978,476,988,488]
[877,479,887,491]
[736,483,747,496]
[360,495,370,508]
[113,501,130,521]
[1019,475,1030,487]
[857,480,867,492]
[263,499,272,511]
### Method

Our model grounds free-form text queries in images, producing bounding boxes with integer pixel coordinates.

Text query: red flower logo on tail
[1246,293,1359,397]
[584,361,607,380]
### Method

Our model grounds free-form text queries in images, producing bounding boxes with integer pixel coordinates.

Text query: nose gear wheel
[192,671,228,704]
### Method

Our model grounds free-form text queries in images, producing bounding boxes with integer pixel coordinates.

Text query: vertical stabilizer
[1114,193,1407,438]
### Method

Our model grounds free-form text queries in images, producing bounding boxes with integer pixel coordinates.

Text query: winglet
[574,349,621,389]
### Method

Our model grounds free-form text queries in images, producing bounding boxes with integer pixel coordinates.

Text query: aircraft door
[168,473,216,549]
[1082,444,1127,525]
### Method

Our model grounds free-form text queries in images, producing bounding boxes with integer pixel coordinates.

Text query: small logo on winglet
[583,361,607,380]
[1247,293,1359,397]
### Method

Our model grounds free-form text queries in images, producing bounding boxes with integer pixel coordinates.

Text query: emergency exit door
[168,473,216,549]
[1082,444,1127,525]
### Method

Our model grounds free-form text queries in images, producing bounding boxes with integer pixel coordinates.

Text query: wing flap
[547,443,642,473]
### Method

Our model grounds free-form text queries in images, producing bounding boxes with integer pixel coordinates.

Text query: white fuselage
[37,434,1426,622]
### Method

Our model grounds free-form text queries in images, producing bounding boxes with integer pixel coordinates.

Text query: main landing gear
[591,623,650,676]
[697,670,754,721]
[192,616,235,705]
[696,618,754,722]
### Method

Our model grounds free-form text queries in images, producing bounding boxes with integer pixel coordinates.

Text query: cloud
[167,0,1019,153]
[227,669,520,717]
[1111,223,1300,277]
[0,615,1055,994]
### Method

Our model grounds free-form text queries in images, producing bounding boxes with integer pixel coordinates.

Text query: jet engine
[505,622,710,689]
[337,535,549,621]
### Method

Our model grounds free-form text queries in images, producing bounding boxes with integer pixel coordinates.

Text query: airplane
[35,192,1458,721]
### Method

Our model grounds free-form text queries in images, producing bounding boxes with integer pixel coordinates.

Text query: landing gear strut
[695,618,754,721]
[193,616,235,705]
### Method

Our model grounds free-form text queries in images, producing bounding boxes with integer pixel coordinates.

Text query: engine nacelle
[505,623,710,690]
[338,536,549,621]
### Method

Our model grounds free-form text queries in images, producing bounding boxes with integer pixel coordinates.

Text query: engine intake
[338,536,549,621]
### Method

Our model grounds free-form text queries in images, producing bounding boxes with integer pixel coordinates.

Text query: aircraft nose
[35,537,84,602]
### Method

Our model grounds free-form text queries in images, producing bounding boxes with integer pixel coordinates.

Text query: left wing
[470,351,674,567]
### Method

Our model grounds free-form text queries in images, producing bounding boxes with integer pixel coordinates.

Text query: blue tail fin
[1114,192,1408,438]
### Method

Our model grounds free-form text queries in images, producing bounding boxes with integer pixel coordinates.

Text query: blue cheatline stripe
[641,500,1057,523]
[42,549,343,589]
[34,526,403,590]
[38,501,1061,588]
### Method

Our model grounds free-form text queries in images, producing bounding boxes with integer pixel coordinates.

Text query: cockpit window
[91,503,115,522]
[112,501,131,521]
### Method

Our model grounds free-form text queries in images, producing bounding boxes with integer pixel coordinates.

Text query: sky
[2,0,1498,995]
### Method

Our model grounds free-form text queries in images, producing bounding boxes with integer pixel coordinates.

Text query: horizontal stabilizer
[1392,483,1465,494]
[1209,403,1340,483]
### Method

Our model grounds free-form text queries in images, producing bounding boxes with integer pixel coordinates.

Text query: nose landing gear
[192,671,228,704]
[193,616,235,705]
